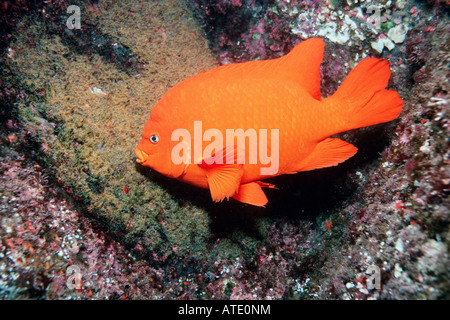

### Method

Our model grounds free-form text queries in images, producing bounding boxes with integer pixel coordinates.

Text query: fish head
[135,114,186,179]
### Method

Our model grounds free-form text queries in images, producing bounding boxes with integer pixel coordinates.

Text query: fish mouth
[135,148,149,164]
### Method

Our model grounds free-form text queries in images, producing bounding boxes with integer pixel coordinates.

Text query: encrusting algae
[8,0,220,256]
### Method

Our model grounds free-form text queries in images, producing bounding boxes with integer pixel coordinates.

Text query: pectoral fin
[199,145,244,202]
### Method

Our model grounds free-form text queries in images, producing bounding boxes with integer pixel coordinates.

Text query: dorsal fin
[278,38,324,100]
[192,38,324,100]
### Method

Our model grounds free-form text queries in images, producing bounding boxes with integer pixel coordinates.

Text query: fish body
[136,38,403,206]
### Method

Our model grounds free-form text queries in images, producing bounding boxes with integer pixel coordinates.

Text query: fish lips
[135,147,149,165]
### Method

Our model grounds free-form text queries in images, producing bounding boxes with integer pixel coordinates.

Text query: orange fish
[136,38,403,207]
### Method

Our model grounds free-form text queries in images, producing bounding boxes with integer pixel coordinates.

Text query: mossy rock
[8,0,241,259]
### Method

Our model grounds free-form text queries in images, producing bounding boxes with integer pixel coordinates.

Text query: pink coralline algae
[189,0,296,64]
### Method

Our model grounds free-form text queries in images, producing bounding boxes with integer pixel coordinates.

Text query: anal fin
[294,138,358,172]
[232,181,274,207]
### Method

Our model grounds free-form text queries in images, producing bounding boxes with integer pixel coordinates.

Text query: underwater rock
[0,0,448,300]
[4,0,221,273]
[388,24,409,44]
[371,36,395,53]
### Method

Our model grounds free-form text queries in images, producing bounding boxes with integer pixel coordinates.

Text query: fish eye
[149,134,159,144]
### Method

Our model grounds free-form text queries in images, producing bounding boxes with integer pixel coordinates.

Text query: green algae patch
[8,0,219,257]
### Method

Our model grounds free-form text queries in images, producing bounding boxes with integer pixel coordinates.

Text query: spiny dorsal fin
[193,38,324,100]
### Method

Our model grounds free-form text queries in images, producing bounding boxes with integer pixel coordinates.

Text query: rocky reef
[0,0,448,299]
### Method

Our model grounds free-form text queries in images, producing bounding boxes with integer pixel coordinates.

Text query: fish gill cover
[0,0,448,299]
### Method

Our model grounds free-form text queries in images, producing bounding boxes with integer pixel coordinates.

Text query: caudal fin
[324,58,403,134]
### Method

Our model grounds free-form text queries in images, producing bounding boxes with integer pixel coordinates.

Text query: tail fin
[323,58,403,134]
